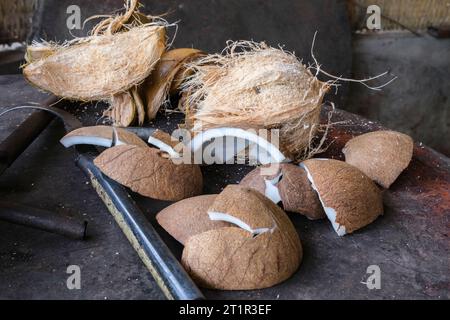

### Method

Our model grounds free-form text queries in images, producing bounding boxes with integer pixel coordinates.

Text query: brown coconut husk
[23,0,167,130]
[179,41,330,161]
[24,24,166,101]
[140,48,205,120]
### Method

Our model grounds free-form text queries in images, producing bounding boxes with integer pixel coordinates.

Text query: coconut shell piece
[140,48,205,120]
[131,86,145,126]
[23,25,166,101]
[240,164,325,219]
[301,159,383,236]
[342,130,414,188]
[94,145,203,201]
[156,194,230,245]
[105,91,137,127]
[147,129,181,158]
[60,125,147,148]
[182,185,302,290]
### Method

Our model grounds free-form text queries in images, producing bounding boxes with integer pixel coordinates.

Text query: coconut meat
[147,135,181,158]
[208,211,275,236]
[188,127,288,165]
[299,162,347,236]
[60,135,113,148]
[263,172,282,204]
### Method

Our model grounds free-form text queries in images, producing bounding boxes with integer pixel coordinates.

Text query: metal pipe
[76,153,204,300]
[0,95,59,175]
[0,201,87,240]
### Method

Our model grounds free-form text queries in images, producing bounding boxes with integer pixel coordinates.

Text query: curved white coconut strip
[188,127,288,165]
[263,172,282,204]
[60,135,113,148]
[208,211,274,235]
[147,135,181,158]
[60,127,114,148]
[299,162,347,236]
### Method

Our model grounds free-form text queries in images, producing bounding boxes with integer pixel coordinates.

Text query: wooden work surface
[0,75,448,299]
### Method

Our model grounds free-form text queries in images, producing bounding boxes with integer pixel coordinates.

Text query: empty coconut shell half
[342,130,414,188]
[240,163,325,220]
[182,185,302,290]
[156,194,230,245]
[60,125,147,148]
[301,159,383,236]
[94,145,203,201]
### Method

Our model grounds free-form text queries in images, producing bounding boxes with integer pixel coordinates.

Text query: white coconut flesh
[208,211,275,236]
[60,134,114,148]
[147,135,181,158]
[188,127,288,165]
[60,126,147,148]
[263,172,283,204]
[299,161,347,236]
[60,126,115,148]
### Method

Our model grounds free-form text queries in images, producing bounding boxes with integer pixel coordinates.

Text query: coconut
[147,129,181,158]
[180,42,329,161]
[60,125,147,148]
[301,159,383,236]
[140,48,205,120]
[23,24,166,101]
[156,194,230,245]
[342,130,413,188]
[187,127,287,165]
[182,185,302,290]
[94,145,203,201]
[240,163,325,219]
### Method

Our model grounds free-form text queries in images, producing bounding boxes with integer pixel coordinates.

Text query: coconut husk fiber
[180,41,330,161]
[23,24,166,101]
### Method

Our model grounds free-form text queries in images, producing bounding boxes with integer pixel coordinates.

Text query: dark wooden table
[0,75,448,299]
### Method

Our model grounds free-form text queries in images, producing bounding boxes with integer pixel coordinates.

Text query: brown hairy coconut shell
[140,48,205,120]
[23,25,166,101]
[182,185,302,290]
[94,145,203,201]
[180,42,329,161]
[301,159,383,236]
[240,163,325,219]
[342,130,413,188]
[156,194,230,245]
[60,125,147,148]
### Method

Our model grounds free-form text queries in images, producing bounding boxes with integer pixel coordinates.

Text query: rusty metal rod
[0,201,87,239]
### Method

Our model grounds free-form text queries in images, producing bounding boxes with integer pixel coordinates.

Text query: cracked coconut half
[240,163,325,220]
[342,130,413,188]
[167,185,303,290]
[94,144,203,201]
[301,159,383,236]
